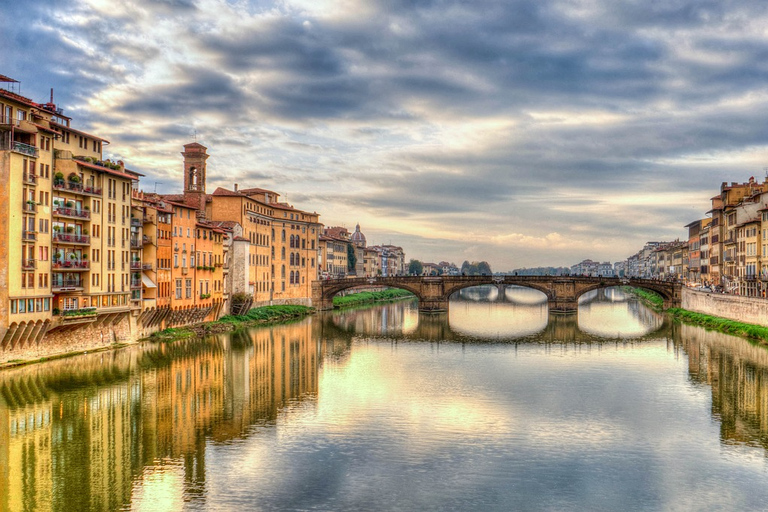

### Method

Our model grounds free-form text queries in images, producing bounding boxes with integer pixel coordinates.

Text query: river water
[1,286,768,511]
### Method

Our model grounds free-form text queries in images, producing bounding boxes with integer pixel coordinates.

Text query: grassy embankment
[333,289,415,308]
[150,305,314,342]
[666,308,768,344]
[622,286,664,311]
[624,286,768,344]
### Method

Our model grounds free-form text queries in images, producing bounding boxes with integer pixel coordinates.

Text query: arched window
[281,247,285,260]
[290,271,295,284]
[282,229,286,242]
[290,253,295,266]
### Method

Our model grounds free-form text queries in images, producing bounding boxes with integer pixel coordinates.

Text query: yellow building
[0,75,139,348]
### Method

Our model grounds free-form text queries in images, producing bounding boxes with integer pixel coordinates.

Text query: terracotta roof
[159,193,186,203]
[232,236,249,242]
[239,187,278,196]
[211,187,244,197]
[75,158,143,179]
[51,121,109,143]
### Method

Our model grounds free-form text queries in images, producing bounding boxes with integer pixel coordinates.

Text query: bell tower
[182,142,209,216]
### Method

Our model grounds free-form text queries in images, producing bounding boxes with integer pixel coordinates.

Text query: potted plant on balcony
[83,205,89,211]
[66,226,74,233]
[54,172,64,185]
[82,228,89,235]
[69,175,81,184]
[66,201,74,208]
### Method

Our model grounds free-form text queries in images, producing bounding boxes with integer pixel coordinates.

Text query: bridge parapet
[311,275,681,314]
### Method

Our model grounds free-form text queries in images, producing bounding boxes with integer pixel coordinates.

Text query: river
[1,286,767,511]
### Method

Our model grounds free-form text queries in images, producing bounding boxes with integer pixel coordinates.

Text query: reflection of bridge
[313,276,681,313]
[318,310,675,345]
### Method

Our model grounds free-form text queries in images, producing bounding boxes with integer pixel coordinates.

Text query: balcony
[130,217,142,227]
[22,173,37,186]
[142,235,153,245]
[53,180,102,197]
[52,260,90,271]
[23,201,36,213]
[130,279,142,289]
[130,238,141,249]
[142,263,153,271]
[52,278,83,290]
[130,261,141,270]
[21,259,36,270]
[52,232,90,245]
[181,267,188,275]
[53,206,91,220]
[5,141,39,158]
[0,115,19,128]
[58,307,98,324]
[22,230,36,242]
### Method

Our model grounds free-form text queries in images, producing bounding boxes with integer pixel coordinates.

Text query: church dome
[350,223,366,247]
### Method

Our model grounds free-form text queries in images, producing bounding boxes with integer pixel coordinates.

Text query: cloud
[4,0,768,268]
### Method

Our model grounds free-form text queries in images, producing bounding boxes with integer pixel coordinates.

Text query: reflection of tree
[678,325,768,451]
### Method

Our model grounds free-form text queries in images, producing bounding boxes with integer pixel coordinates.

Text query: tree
[408,259,423,275]
[347,243,357,271]
[461,260,471,275]
[477,261,492,275]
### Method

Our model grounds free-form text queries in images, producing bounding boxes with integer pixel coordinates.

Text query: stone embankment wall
[1,316,133,364]
[681,288,768,326]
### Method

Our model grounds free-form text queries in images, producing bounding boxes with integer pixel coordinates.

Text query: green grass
[667,308,768,343]
[622,286,664,310]
[333,289,415,308]
[149,305,315,342]
[215,305,314,325]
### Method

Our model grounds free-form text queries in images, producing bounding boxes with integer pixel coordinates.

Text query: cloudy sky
[3,0,768,269]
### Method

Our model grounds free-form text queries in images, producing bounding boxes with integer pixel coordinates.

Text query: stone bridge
[312,275,682,313]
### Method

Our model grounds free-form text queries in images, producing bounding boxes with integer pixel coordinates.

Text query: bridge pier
[418,298,449,313]
[548,298,579,314]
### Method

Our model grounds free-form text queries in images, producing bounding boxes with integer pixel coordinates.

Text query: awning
[141,274,157,289]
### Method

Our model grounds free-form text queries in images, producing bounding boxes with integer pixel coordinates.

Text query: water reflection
[0,320,332,512]
[1,292,768,510]
[578,287,664,338]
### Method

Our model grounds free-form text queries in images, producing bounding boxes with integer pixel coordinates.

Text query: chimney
[234,183,238,192]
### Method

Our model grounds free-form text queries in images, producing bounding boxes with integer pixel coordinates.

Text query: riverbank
[667,308,768,345]
[333,289,415,308]
[622,286,664,311]
[149,305,315,342]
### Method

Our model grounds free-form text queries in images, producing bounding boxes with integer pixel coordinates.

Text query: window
[175,279,182,299]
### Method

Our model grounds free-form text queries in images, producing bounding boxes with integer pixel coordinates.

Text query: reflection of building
[0,319,321,511]
[681,325,768,450]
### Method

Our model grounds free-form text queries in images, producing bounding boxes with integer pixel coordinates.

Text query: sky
[3,0,768,270]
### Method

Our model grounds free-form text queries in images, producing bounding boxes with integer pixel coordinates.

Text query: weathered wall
[1,316,132,364]
[681,288,768,326]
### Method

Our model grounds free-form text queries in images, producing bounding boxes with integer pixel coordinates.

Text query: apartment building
[0,75,140,347]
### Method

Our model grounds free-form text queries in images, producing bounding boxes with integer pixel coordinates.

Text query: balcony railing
[52,260,90,271]
[142,263,153,271]
[52,278,83,289]
[21,259,36,270]
[22,173,36,185]
[130,279,142,289]
[52,232,90,245]
[130,238,141,249]
[23,202,36,213]
[130,261,141,270]
[22,230,36,242]
[0,116,19,127]
[7,141,39,158]
[130,218,142,227]
[53,206,90,220]
[142,235,153,245]
[53,180,102,196]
